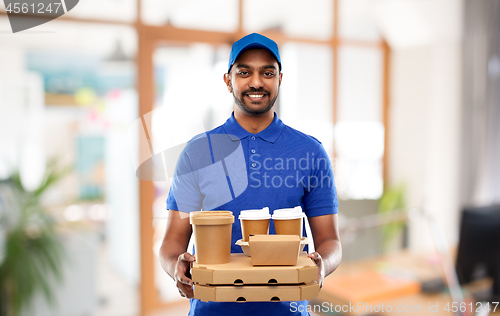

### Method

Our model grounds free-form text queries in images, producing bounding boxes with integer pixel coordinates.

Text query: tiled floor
[92,242,191,316]
[91,243,320,316]
[93,243,139,316]
[149,302,191,316]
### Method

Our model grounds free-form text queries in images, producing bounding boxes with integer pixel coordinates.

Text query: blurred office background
[0,0,499,315]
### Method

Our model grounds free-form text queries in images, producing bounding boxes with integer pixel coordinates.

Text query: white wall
[387,0,463,251]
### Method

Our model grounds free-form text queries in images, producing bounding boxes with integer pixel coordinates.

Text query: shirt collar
[223,112,285,143]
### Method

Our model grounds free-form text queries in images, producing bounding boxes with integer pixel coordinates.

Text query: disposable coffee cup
[272,206,304,237]
[190,211,234,264]
[239,207,271,242]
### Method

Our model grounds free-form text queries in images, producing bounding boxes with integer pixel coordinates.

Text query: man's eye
[264,72,274,77]
[238,71,249,75]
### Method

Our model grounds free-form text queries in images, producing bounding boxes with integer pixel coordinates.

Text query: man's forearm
[159,210,193,281]
[159,240,188,280]
[316,239,342,277]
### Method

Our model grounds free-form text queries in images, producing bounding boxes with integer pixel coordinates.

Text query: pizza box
[192,253,318,285]
[194,283,320,302]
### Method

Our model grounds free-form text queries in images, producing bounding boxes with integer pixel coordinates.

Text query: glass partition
[243,0,333,40]
[280,42,334,156]
[141,0,238,31]
[336,46,384,199]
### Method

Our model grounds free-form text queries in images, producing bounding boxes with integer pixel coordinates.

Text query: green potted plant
[0,160,70,316]
[378,183,407,253]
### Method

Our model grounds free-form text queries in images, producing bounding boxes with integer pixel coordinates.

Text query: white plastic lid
[238,207,271,220]
[272,206,304,220]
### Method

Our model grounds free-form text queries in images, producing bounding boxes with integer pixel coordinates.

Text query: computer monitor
[455,205,500,302]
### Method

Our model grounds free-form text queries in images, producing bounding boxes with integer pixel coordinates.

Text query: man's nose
[249,73,264,89]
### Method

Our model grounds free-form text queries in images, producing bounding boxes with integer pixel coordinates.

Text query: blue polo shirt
[167,112,338,316]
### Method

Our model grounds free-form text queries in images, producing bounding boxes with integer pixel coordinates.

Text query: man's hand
[174,252,196,298]
[308,252,325,288]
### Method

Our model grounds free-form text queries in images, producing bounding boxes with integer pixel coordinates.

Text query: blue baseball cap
[228,33,281,73]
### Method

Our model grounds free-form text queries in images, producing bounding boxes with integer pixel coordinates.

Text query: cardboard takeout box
[249,234,301,266]
[189,211,234,264]
[194,283,320,302]
[192,253,318,285]
[235,237,309,256]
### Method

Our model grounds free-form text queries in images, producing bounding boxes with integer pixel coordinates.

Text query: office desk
[316,250,497,316]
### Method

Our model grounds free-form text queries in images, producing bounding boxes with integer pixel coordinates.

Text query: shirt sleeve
[166,144,203,213]
[302,142,339,217]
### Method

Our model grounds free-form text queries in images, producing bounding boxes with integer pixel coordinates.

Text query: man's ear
[223,73,232,92]
[279,72,283,87]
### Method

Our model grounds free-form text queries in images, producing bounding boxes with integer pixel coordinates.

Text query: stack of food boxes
[190,209,320,302]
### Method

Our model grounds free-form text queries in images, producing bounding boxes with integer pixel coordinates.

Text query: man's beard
[232,87,279,115]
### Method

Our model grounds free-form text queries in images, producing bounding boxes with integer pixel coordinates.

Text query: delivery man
[159,33,342,316]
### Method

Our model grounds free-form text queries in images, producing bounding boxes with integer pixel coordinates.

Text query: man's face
[224,48,282,115]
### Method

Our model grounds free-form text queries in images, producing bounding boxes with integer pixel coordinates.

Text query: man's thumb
[308,252,318,259]
[180,252,196,262]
